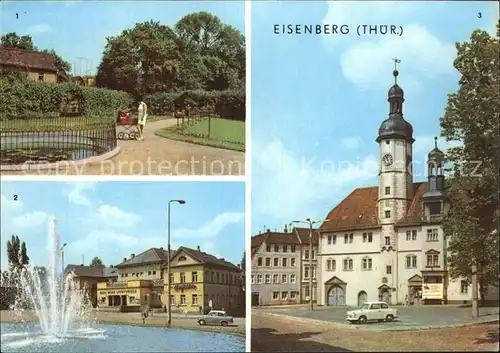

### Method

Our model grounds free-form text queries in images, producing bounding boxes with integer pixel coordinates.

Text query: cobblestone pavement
[252,311,499,352]
[2,119,245,176]
[256,305,499,330]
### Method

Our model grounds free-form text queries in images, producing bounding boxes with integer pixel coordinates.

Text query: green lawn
[186,117,245,144]
[155,117,245,152]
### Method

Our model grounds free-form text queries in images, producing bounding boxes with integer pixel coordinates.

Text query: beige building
[96,248,170,311]
[164,246,244,316]
[0,47,58,83]
[64,265,118,307]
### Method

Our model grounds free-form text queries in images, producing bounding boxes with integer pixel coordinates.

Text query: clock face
[383,154,393,166]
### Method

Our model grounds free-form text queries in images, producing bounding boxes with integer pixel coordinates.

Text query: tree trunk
[472,263,479,317]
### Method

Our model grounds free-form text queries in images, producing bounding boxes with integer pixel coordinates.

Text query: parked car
[197,310,234,326]
[346,301,398,324]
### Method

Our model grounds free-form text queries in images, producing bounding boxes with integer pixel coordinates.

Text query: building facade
[251,229,304,306]
[65,265,118,307]
[163,246,244,316]
[317,69,499,307]
[294,228,320,304]
[96,248,169,311]
[0,47,58,83]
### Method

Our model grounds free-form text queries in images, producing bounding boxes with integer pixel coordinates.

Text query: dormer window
[428,203,441,215]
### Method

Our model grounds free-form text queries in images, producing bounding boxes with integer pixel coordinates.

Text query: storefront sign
[99,289,138,295]
[174,283,196,291]
[422,283,443,299]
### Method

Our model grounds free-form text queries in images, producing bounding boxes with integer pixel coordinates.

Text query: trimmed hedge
[0,74,133,118]
[145,89,245,121]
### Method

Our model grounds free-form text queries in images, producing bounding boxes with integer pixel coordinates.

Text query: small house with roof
[64,264,118,307]
[317,67,499,307]
[0,47,58,83]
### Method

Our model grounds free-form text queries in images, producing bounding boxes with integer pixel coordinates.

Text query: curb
[0,146,121,171]
[259,312,499,332]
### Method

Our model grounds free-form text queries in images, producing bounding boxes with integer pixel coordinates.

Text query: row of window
[324,254,440,272]
[265,244,297,253]
[120,270,157,278]
[325,229,439,246]
[251,273,297,284]
[272,291,298,301]
[170,271,239,285]
[257,257,297,267]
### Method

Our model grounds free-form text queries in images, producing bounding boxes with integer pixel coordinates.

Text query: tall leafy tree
[1,32,35,50]
[89,257,105,268]
[440,23,500,306]
[96,12,245,96]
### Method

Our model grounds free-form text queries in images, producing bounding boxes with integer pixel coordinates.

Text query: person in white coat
[137,100,148,141]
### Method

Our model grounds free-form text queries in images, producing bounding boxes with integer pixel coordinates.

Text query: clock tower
[376,62,415,226]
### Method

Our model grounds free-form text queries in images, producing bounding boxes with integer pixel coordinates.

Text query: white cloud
[174,212,244,239]
[88,204,141,228]
[10,211,52,231]
[69,230,140,253]
[340,24,455,91]
[67,182,96,206]
[252,139,379,220]
[27,23,52,35]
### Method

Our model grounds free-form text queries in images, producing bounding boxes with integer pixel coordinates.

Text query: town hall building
[317,67,499,307]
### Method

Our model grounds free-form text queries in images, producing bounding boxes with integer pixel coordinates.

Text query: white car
[346,301,398,324]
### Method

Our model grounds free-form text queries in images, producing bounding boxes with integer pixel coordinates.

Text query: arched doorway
[380,290,390,303]
[357,291,368,307]
[328,285,345,306]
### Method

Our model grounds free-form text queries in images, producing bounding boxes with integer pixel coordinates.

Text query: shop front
[422,271,446,305]
[97,280,153,311]
[169,283,205,314]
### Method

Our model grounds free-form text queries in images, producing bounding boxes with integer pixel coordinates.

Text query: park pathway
[4,119,245,176]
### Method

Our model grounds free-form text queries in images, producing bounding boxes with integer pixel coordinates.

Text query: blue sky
[0,1,245,75]
[251,1,499,233]
[0,181,245,270]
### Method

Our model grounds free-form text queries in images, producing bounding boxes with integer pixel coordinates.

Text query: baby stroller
[116,109,139,140]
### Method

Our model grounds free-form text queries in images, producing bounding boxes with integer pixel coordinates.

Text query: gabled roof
[116,247,170,268]
[319,182,429,232]
[65,265,118,278]
[166,246,240,271]
[395,182,428,227]
[293,227,319,245]
[0,47,57,72]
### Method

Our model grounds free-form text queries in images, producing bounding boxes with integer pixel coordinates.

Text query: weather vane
[392,57,401,84]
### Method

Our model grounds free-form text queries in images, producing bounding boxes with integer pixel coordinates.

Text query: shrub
[0,73,133,119]
[145,89,245,121]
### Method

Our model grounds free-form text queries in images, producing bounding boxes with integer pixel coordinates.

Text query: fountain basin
[1,323,244,352]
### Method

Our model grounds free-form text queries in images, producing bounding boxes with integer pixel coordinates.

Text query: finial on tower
[434,136,438,148]
[392,57,401,84]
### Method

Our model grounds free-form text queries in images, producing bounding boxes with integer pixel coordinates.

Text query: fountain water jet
[13,218,92,337]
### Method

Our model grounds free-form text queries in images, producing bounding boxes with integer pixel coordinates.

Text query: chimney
[123,257,127,262]
[160,247,163,250]
[258,231,261,235]
[284,224,288,233]
[237,264,241,269]
[197,245,200,251]
[131,253,135,258]
[266,229,271,233]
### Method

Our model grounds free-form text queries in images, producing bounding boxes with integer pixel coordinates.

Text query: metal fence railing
[0,116,117,165]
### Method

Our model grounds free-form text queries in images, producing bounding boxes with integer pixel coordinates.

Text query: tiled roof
[65,265,118,278]
[116,247,170,268]
[0,47,57,72]
[395,182,428,227]
[293,227,319,245]
[251,231,301,258]
[320,182,428,232]
[167,246,240,271]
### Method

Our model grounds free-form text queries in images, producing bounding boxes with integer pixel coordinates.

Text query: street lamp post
[60,243,67,274]
[292,218,329,311]
[167,200,186,326]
